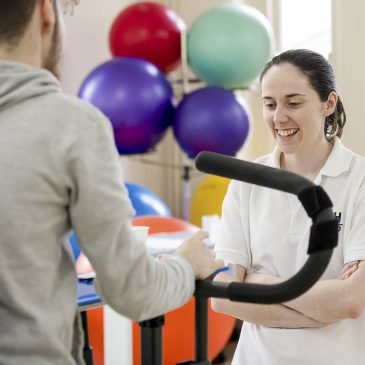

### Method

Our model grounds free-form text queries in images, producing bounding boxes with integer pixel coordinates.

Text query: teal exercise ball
[187,3,274,89]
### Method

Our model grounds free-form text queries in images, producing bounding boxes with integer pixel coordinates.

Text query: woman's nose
[273,106,288,124]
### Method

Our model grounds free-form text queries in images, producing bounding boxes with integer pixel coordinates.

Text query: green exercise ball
[187,3,274,89]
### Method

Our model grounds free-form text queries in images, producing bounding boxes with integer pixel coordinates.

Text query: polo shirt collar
[319,137,352,178]
[269,137,353,178]
[271,146,281,169]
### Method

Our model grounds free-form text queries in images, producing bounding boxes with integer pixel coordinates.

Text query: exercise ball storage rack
[138,151,338,365]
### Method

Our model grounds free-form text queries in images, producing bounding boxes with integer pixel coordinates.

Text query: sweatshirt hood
[0,61,61,111]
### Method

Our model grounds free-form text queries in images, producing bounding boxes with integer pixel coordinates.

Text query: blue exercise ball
[78,57,174,154]
[126,182,172,217]
[173,86,250,158]
[187,3,274,88]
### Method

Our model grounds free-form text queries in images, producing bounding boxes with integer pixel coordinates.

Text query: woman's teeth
[277,128,299,137]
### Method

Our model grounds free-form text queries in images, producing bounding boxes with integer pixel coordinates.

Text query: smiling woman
[212,49,365,365]
[258,49,346,179]
[261,64,336,175]
[260,49,346,141]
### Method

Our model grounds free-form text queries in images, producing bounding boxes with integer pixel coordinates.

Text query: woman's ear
[325,91,338,117]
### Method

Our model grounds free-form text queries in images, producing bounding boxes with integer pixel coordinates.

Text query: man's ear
[38,0,56,36]
[325,91,338,117]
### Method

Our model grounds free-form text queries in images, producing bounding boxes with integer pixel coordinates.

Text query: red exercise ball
[109,2,186,73]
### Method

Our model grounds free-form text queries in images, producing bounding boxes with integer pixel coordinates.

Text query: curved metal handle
[194,151,338,304]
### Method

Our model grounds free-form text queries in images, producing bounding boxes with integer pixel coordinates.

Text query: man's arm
[211,265,324,328]
[245,261,365,324]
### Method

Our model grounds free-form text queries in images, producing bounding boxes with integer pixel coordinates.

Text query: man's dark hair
[0,0,38,46]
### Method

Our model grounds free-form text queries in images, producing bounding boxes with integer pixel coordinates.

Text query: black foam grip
[307,220,339,254]
[298,186,333,218]
[195,151,313,196]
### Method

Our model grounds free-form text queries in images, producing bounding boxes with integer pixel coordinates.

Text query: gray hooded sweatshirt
[0,61,194,365]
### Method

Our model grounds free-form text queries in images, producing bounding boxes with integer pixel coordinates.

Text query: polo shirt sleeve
[343,180,365,263]
[215,180,251,269]
[67,115,194,322]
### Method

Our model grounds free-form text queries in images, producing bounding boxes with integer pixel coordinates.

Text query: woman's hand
[337,260,360,280]
[244,262,360,283]
[244,271,283,285]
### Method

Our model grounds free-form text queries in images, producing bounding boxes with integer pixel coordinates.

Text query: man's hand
[173,231,224,279]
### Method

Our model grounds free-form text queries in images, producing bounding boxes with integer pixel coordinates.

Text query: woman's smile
[276,128,299,138]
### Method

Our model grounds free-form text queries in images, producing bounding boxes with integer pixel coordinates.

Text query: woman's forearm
[212,271,323,328]
[244,266,365,324]
[212,297,324,328]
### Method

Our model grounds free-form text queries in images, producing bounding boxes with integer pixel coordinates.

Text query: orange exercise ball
[87,307,104,365]
[132,215,198,234]
[133,297,235,365]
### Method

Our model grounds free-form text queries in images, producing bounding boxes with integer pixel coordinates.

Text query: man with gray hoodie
[0,1,224,364]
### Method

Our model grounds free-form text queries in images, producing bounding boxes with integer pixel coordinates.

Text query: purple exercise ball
[79,57,174,154]
[173,86,250,158]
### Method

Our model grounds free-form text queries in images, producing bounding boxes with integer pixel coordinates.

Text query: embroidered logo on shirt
[334,212,343,232]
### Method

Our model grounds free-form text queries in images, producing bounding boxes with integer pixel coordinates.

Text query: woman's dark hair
[0,0,37,46]
[260,49,346,141]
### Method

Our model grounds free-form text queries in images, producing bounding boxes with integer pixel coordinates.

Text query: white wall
[332,0,365,156]
[62,0,135,95]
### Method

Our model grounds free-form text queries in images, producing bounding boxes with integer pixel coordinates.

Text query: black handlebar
[194,151,338,304]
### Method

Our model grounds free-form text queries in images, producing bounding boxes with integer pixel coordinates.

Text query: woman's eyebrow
[285,93,306,98]
[262,93,306,99]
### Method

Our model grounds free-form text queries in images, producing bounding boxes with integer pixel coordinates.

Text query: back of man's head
[0,0,37,46]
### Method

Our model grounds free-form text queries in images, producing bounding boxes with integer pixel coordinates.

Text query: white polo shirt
[216,137,365,365]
